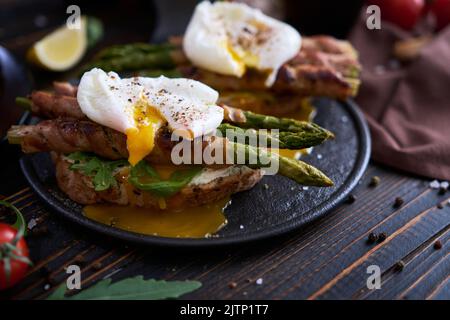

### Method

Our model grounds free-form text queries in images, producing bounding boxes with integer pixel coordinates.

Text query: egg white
[77,68,224,165]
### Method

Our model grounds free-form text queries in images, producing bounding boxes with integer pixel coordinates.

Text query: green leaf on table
[46,276,201,300]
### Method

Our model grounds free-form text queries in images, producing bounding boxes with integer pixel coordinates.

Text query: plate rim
[19,99,371,247]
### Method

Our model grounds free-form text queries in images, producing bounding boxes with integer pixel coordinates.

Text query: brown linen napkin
[349,12,450,181]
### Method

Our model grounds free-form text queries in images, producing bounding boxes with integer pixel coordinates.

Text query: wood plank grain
[307,198,450,299]
[353,228,449,299]
[184,171,429,299]
[1,163,448,300]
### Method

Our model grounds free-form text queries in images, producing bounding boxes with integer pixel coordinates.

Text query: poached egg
[77,68,224,165]
[183,1,302,87]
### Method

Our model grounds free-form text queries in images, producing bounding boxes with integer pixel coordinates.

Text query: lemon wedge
[27,17,87,71]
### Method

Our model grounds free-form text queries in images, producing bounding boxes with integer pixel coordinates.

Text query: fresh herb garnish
[129,161,202,198]
[67,153,202,197]
[67,152,128,191]
[46,276,201,300]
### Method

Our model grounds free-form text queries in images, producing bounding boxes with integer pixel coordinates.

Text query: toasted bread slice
[53,153,263,210]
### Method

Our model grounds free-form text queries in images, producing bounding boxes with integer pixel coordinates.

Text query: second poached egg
[183,1,302,87]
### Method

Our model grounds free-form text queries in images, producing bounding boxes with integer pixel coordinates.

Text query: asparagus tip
[7,126,23,145]
[15,97,32,111]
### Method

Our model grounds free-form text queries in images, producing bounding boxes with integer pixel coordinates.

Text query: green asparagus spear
[82,48,176,73]
[227,141,333,187]
[15,97,32,110]
[7,126,23,145]
[6,124,333,187]
[93,43,175,60]
[217,123,331,149]
[231,110,334,138]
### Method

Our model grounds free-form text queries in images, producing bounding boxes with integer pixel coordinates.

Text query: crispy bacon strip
[8,119,228,166]
[173,35,361,99]
[53,81,78,97]
[9,119,128,159]
[181,65,354,100]
[30,90,85,120]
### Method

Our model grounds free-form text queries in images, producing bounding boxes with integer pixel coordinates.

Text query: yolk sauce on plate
[83,165,229,238]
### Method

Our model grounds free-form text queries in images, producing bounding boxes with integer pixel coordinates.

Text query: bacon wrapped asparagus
[9,83,334,187]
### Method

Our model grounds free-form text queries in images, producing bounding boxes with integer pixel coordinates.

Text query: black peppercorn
[393,197,404,208]
[394,260,405,271]
[434,240,442,250]
[346,194,356,204]
[367,232,378,244]
[377,232,387,243]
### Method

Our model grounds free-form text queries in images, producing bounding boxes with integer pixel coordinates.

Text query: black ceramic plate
[20,98,370,247]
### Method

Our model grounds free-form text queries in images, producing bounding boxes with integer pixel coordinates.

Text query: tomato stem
[0,200,33,286]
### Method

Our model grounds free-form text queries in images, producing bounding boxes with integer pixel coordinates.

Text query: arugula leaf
[129,161,202,198]
[67,151,89,162]
[46,276,201,300]
[67,153,201,197]
[67,152,127,191]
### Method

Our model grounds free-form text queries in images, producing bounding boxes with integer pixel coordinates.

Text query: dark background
[0,0,365,43]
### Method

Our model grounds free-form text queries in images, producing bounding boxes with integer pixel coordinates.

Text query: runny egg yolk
[126,99,165,166]
[225,41,260,77]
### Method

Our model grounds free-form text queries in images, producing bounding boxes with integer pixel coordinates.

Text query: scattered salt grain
[239,225,244,230]
[429,180,440,189]
[341,116,348,123]
[44,284,50,291]
[440,181,449,189]
[302,186,309,191]
[317,154,323,160]
[27,218,37,230]
[255,278,263,285]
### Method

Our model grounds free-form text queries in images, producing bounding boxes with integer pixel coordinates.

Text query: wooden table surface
[0,3,448,300]
[0,141,448,299]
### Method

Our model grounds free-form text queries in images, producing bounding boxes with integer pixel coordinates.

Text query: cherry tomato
[0,223,30,290]
[369,0,425,30]
[429,0,450,30]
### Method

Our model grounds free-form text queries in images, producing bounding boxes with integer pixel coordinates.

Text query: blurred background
[0,0,364,140]
[0,0,365,46]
